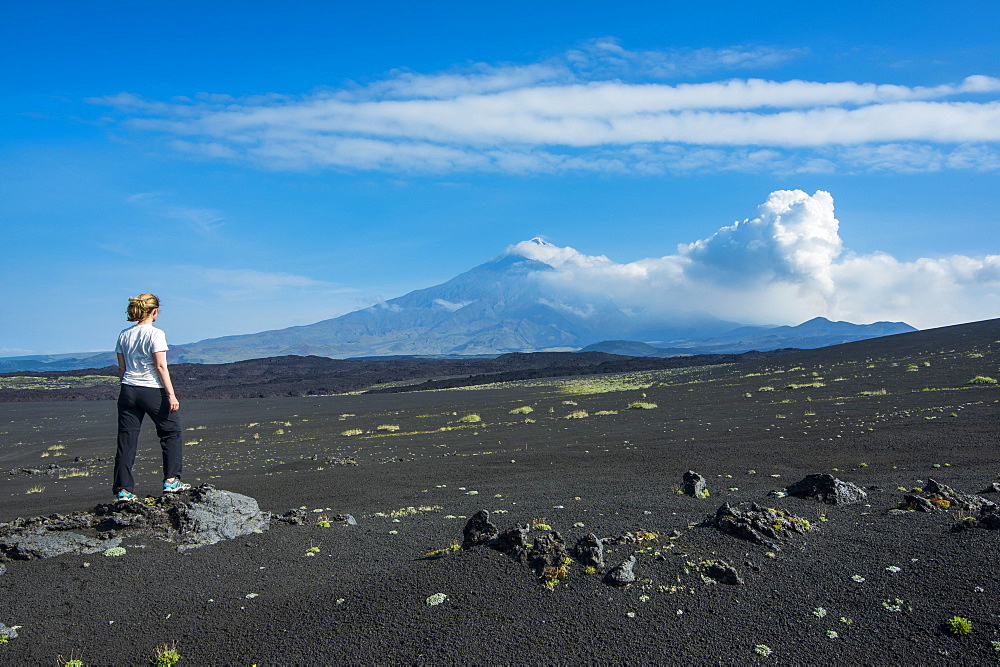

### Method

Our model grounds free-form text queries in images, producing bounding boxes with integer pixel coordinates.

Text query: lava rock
[713,502,812,549]
[277,509,309,525]
[527,532,569,573]
[1,529,121,560]
[0,623,17,639]
[980,482,1000,494]
[903,479,997,513]
[332,513,357,526]
[706,560,744,585]
[573,533,604,569]
[683,470,709,498]
[785,473,867,504]
[462,510,498,549]
[174,488,270,550]
[491,524,531,561]
[604,555,637,586]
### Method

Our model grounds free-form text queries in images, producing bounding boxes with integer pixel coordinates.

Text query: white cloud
[91,41,1000,175]
[506,190,1000,329]
[126,192,225,234]
[180,266,348,301]
[566,38,809,79]
[433,298,473,312]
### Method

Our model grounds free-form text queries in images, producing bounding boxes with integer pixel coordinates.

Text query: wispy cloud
[508,190,1000,329]
[125,192,225,234]
[180,266,352,300]
[91,40,1000,175]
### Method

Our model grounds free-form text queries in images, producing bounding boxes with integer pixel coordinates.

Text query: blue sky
[2,0,999,355]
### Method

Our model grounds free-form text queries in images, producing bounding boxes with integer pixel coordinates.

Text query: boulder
[902,479,996,513]
[0,485,270,559]
[706,560,744,585]
[277,509,309,525]
[682,471,709,498]
[527,532,569,573]
[573,533,604,569]
[604,555,637,587]
[491,524,531,562]
[714,502,812,549]
[463,510,498,549]
[785,473,867,504]
[1,529,120,560]
[174,488,270,550]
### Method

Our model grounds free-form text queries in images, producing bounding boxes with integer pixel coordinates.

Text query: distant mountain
[580,317,917,356]
[0,352,117,373]
[166,239,738,364]
[0,240,917,371]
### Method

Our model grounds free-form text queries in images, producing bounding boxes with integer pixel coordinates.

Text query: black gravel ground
[0,319,998,664]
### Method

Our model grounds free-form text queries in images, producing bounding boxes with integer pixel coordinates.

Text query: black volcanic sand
[1,320,999,664]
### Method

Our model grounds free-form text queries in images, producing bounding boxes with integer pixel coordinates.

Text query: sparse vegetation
[944,616,973,635]
[0,375,118,391]
[542,561,570,590]
[457,414,482,423]
[152,642,181,666]
[626,402,657,410]
[423,543,461,558]
[967,376,997,385]
[564,410,589,419]
[25,485,45,494]
[509,406,533,414]
[340,428,364,436]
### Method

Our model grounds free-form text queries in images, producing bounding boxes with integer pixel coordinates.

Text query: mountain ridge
[0,240,917,371]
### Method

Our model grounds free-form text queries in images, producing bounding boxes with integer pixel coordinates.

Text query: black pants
[114,384,182,493]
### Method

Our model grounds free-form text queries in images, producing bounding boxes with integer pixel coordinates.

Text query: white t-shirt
[116,324,169,388]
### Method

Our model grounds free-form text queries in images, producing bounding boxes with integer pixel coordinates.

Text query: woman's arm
[152,351,180,412]
[116,353,126,381]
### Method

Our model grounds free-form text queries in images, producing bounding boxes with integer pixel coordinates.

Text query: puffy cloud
[507,190,1000,329]
[90,42,1000,175]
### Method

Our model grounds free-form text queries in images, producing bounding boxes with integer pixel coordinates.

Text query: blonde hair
[126,293,160,322]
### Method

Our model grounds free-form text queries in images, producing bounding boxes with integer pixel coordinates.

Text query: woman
[113,293,191,501]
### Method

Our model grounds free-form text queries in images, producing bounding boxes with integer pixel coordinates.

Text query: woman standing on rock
[113,293,191,501]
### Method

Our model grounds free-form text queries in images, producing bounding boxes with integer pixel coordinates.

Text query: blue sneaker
[163,478,192,493]
[116,489,140,502]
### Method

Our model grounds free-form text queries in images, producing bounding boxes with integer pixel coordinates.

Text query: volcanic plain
[0,319,998,664]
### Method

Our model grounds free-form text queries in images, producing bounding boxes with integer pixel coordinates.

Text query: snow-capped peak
[505,237,587,267]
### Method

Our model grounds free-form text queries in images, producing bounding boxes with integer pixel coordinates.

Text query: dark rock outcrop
[902,479,997,513]
[463,510,499,549]
[683,471,709,498]
[527,532,569,574]
[785,473,867,504]
[491,524,531,562]
[172,487,270,550]
[1,529,120,560]
[277,509,309,525]
[573,533,604,569]
[706,560,744,585]
[0,485,270,559]
[713,502,812,549]
[604,555,637,586]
